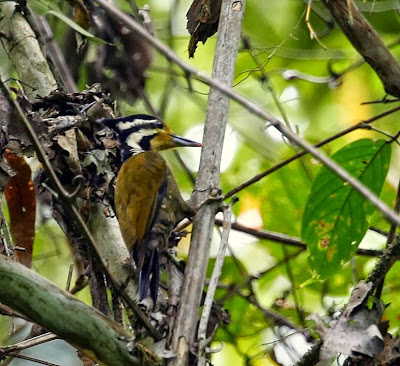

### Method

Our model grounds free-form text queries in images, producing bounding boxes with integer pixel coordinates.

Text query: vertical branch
[373,176,400,298]
[0,2,57,99]
[197,198,235,366]
[171,1,245,364]
[0,194,14,257]
[30,13,77,93]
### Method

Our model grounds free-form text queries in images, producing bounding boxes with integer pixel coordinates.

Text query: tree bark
[170,1,245,364]
[322,0,400,97]
[0,2,57,99]
[0,256,139,365]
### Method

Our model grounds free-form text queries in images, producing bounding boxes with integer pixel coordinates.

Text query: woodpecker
[98,114,201,305]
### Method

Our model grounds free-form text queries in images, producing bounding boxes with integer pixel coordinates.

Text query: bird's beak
[170,134,202,148]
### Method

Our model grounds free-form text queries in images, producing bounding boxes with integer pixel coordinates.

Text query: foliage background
[1,0,400,365]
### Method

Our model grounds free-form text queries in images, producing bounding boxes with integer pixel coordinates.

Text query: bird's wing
[115,151,167,268]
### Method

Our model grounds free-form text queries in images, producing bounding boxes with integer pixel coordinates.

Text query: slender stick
[0,193,14,257]
[215,219,383,257]
[224,104,400,198]
[0,333,58,356]
[374,177,400,298]
[197,199,235,366]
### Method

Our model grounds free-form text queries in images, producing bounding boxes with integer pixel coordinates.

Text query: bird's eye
[156,121,164,129]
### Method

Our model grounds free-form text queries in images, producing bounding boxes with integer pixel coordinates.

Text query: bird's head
[97,114,202,162]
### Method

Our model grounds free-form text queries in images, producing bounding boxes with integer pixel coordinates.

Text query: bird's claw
[197,187,225,210]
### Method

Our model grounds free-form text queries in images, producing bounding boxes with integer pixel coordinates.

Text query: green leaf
[302,139,391,277]
[28,0,61,15]
[46,10,111,45]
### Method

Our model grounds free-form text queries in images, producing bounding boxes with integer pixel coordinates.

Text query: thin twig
[281,242,306,327]
[242,35,314,182]
[5,353,60,366]
[299,0,333,26]
[214,220,384,257]
[224,104,400,199]
[255,249,305,280]
[305,0,327,49]
[65,264,74,292]
[0,333,58,357]
[0,193,14,256]
[245,288,308,336]
[197,198,235,366]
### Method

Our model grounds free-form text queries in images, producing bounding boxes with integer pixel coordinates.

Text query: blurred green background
[1,0,400,364]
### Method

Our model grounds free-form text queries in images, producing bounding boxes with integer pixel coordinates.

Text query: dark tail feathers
[139,249,159,306]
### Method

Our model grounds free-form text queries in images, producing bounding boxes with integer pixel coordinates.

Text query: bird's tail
[139,248,159,306]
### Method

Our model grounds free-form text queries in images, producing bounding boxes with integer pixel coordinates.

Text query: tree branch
[367,235,400,288]
[197,199,235,366]
[0,333,58,357]
[0,2,57,99]
[29,11,77,93]
[0,255,139,365]
[224,104,400,199]
[170,2,245,365]
[322,0,400,97]
[215,220,383,257]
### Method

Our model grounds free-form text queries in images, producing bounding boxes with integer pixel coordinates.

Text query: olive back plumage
[114,151,167,255]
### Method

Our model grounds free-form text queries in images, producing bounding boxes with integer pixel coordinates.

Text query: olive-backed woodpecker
[98,114,201,305]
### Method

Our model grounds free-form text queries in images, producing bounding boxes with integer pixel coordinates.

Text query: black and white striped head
[97,114,201,162]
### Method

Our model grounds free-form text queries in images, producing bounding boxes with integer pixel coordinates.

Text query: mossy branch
[0,255,139,365]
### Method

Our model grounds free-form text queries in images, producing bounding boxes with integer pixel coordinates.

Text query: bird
[97,114,201,306]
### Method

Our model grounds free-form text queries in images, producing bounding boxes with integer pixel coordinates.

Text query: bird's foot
[197,187,225,210]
